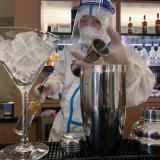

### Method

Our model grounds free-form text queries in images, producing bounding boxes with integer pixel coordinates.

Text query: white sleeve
[125,45,155,107]
[46,50,65,99]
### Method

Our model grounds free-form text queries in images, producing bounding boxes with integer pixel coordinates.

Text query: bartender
[35,0,155,141]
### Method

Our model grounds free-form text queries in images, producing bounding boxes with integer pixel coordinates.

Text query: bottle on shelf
[156,42,160,63]
[134,46,139,54]
[140,43,148,63]
[155,13,160,34]
[128,16,133,34]
[142,15,147,34]
[47,25,51,32]
[149,42,156,65]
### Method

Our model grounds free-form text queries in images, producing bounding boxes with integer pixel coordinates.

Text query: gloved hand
[34,82,53,102]
[104,27,130,67]
[70,27,131,77]
[71,40,91,61]
[70,41,91,77]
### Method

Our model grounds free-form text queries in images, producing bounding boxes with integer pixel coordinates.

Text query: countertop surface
[1,140,160,160]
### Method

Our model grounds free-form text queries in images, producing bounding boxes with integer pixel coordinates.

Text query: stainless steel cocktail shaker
[84,38,109,63]
[80,63,126,151]
[130,107,160,153]
[71,39,109,77]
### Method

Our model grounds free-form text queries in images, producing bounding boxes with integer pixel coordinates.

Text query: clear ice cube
[0,31,53,84]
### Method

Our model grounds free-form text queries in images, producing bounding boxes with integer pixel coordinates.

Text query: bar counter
[1,140,160,159]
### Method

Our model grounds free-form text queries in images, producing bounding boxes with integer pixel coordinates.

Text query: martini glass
[0,27,59,159]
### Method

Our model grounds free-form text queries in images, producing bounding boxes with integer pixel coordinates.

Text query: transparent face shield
[70,1,115,77]
[71,3,115,46]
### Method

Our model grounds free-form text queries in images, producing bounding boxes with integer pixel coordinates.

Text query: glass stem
[20,89,30,147]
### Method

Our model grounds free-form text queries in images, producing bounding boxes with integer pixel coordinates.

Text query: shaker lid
[142,107,160,121]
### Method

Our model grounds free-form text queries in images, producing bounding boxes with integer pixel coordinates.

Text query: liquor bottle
[157,42,160,61]
[141,43,148,63]
[149,42,156,65]
[142,15,147,34]
[128,16,133,34]
[134,46,139,54]
[155,13,160,34]
[47,25,51,32]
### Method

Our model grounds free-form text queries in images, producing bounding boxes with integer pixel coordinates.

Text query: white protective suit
[46,0,155,141]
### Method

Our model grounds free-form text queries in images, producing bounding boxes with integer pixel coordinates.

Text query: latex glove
[71,40,91,61]
[70,28,131,76]
[70,41,91,76]
[104,27,130,67]
[34,82,53,102]
[70,59,84,77]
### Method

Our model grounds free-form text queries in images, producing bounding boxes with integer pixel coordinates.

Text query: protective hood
[71,0,115,45]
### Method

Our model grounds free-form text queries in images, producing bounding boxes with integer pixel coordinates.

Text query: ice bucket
[80,63,126,151]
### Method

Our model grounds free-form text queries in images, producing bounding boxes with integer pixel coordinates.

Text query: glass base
[0,151,7,159]
[0,142,49,160]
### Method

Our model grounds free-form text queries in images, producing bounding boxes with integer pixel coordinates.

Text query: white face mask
[79,26,110,45]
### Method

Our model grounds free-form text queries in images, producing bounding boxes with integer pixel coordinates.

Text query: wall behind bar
[0,0,14,26]
[41,0,79,32]
[0,63,21,117]
[0,0,14,17]
[14,0,40,29]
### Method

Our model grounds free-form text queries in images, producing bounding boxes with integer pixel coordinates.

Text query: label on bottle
[156,23,160,34]
[142,22,147,34]
[128,26,132,34]
[128,22,133,34]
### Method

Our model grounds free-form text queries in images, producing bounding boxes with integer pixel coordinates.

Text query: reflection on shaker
[80,64,126,151]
